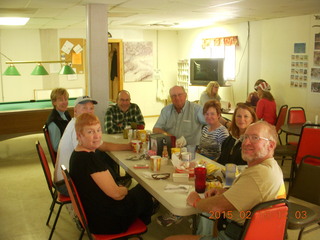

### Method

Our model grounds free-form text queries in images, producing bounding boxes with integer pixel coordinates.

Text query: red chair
[60,165,147,240]
[286,107,306,145]
[43,124,57,167]
[241,199,289,240]
[289,124,320,184]
[36,141,71,240]
[275,105,288,145]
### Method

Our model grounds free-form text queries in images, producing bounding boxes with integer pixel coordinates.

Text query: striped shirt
[199,125,229,160]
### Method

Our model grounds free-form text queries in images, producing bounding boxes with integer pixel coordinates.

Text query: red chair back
[287,107,306,124]
[242,199,289,240]
[275,105,288,133]
[36,141,55,196]
[43,124,57,167]
[295,124,320,165]
[61,165,90,237]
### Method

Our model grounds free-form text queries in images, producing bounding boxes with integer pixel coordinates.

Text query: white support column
[86,4,109,131]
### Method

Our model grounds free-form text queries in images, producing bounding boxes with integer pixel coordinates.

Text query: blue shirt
[154,101,206,145]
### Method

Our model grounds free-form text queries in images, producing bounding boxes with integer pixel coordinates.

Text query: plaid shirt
[104,103,145,134]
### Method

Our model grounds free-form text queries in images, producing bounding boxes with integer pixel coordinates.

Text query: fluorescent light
[0,17,30,26]
[209,1,242,8]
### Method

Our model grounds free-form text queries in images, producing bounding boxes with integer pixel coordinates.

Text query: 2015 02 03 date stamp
[208,210,308,220]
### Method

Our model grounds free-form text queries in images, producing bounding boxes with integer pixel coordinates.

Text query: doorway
[108,39,123,102]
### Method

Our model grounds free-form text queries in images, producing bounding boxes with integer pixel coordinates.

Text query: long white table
[102,134,225,217]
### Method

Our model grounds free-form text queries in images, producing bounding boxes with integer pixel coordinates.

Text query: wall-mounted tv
[190,58,224,86]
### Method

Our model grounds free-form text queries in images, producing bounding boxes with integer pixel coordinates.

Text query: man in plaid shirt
[105,90,145,134]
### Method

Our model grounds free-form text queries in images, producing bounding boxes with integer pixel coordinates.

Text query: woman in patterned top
[198,100,229,160]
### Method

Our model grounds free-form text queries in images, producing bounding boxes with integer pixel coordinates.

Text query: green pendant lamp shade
[31,64,49,75]
[60,64,75,75]
[3,64,20,76]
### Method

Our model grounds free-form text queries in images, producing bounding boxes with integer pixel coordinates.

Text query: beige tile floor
[0,118,319,240]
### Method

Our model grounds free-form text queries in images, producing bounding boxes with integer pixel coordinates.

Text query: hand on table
[186,191,201,207]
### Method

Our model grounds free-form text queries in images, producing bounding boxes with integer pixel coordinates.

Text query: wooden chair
[61,165,147,240]
[241,199,289,240]
[287,155,320,240]
[286,107,306,145]
[43,124,57,167]
[36,141,71,240]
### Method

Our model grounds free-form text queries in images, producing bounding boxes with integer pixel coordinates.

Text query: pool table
[0,99,75,140]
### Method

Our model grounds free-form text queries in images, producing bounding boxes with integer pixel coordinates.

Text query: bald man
[104,90,145,134]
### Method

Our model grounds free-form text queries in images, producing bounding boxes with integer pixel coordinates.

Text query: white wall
[111,29,178,116]
[0,30,43,101]
[1,13,319,121]
[176,15,320,120]
[0,29,87,102]
[176,22,250,107]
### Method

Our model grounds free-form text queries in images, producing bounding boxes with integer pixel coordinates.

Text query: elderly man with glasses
[164,121,286,240]
[153,85,206,147]
[105,90,145,134]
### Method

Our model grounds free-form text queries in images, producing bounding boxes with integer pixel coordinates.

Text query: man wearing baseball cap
[54,96,132,196]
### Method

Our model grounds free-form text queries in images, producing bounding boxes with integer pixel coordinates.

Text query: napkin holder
[150,134,175,157]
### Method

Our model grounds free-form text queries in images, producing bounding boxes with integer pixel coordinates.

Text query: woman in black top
[217,103,257,166]
[69,113,153,234]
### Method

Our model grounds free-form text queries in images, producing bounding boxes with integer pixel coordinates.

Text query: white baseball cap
[74,96,98,106]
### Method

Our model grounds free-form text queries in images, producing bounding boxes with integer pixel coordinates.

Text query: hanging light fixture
[59,64,76,75]
[2,59,75,75]
[3,64,21,76]
[31,63,49,75]
[1,52,21,76]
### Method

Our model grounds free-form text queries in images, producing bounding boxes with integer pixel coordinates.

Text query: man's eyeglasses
[170,93,185,98]
[240,134,272,143]
[119,98,130,102]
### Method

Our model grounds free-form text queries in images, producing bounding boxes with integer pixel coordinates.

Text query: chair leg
[78,228,85,240]
[297,227,305,240]
[46,199,56,225]
[48,203,64,240]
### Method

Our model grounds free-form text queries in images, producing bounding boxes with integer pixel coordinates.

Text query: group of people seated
[44,78,281,238]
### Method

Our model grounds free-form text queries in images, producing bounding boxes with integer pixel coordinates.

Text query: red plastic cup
[194,166,207,193]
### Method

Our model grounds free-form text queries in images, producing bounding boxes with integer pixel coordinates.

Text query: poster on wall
[311,33,320,93]
[123,41,153,82]
[290,52,308,88]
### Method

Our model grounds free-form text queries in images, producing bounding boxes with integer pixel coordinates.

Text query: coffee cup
[131,140,141,153]
[150,155,161,172]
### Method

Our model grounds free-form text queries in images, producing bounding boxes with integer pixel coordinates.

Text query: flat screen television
[190,58,224,86]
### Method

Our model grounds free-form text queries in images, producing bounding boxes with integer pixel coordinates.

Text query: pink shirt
[256,98,277,125]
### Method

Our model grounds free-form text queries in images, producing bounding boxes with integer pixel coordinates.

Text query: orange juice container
[137,130,147,142]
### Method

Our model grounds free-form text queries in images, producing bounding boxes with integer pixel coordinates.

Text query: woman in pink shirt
[256,81,277,125]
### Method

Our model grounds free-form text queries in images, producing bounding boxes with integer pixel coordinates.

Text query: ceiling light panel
[0,17,29,25]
